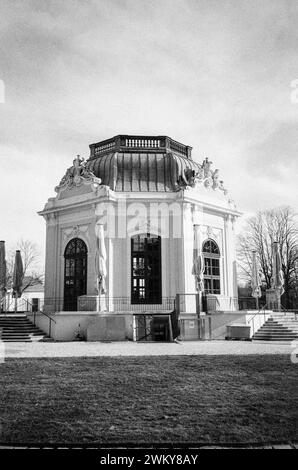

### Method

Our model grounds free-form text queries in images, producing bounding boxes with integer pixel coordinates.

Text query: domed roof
[85,135,200,192]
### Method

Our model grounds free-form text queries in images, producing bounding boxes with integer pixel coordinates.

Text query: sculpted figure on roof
[55,155,99,193]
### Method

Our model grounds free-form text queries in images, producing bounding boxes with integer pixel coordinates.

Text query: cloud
[0,0,297,258]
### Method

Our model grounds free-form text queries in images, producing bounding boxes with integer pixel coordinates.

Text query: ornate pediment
[55,155,102,193]
[178,158,228,196]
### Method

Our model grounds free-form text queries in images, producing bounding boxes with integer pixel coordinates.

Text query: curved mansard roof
[86,150,201,192]
[55,135,228,196]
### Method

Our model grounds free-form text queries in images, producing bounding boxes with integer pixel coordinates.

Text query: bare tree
[7,239,44,293]
[237,206,298,307]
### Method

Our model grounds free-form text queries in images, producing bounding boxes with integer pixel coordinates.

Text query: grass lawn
[0,355,297,445]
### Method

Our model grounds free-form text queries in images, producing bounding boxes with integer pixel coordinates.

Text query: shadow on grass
[0,355,297,445]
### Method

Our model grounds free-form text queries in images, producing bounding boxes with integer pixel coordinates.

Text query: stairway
[252,312,298,342]
[0,314,49,342]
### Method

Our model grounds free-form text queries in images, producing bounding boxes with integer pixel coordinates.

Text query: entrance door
[64,238,88,311]
[131,234,162,304]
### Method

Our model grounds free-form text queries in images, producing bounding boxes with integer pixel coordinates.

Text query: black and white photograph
[0,0,297,458]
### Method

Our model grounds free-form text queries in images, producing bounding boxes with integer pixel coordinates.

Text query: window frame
[131,234,162,305]
[202,239,221,294]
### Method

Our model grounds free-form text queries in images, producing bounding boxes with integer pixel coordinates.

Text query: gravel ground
[1,339,295,358]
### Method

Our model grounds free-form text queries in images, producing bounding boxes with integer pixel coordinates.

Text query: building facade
[39,135,241,341]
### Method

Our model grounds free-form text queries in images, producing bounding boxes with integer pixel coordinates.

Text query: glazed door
[131,234,162,304]
[64,238,88,311]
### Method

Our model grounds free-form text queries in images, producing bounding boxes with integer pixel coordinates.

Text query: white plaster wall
[40,184,240,315]
[209,311,272,340]
[29,311,134,341]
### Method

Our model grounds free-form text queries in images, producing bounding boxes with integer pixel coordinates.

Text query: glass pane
[203,239,220,255]
[204,258,212,275]
[132,235,145,252]
[131,235,161,304]
[204,278,212,293]
[213,279,221,294]
[64,238,87,311]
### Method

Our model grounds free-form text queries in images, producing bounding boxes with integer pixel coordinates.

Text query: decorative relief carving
[138,220,154,235]
[177,157,228,197]
[200,225,222,248]
[55,155,102,193]
[92,183,110,197]
[62,224,89,242]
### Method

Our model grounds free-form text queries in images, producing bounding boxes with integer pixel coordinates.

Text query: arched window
[131,234,162,304]
[64,238,88,311]
[202,239,221,294]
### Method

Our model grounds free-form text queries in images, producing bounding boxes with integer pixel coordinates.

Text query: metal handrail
[246,303,268,336]
[43,296,176,313]
[23,298,56,338]
[1,297,56,338]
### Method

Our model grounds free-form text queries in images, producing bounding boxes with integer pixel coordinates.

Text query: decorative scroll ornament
[177,157,228,196]
[55,155,101,193]
[62,224,90,242]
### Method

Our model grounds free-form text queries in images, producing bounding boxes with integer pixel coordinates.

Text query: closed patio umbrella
[95,223,107,311]
[12,250,24,312]
[192,225,204,316]
[0,241,6,312]
[192,225,204,292]
[271,241,284,298]
[251,250,261,310]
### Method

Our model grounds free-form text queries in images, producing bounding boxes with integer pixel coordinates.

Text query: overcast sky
[0,0,297,265]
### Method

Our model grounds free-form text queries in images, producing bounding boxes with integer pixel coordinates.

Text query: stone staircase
[0,314,49,342]
[252,312,298,342]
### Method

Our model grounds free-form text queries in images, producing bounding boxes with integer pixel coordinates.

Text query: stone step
[1,336,47,342]
[257,326,295,331]
[256,328,295,333]
[1,340,35,343]
[1,332,46,335]
[253,340,298,343]
[253,332,298,337]
[253,336,298,340]
[0,316,48,342]
[0,330,46,334]
[271,318,298,322]
[254,327,298,332]
[253,331,298,336]
[0,328,46,333]
[1,334,45,338]
[0,330,45,334]
[0,320,42,325]
[253,334,298,338]
[252,315,298,341]
[270,318,298,322]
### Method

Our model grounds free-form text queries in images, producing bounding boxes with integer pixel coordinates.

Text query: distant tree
[237,206,298,308]
[7,239,44,293]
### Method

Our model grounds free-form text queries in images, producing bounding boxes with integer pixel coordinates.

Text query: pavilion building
[38,135,241,341]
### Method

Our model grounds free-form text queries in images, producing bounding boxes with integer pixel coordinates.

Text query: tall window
[64,238,88,311]
[203,239,221,294]
[131,234,162,304]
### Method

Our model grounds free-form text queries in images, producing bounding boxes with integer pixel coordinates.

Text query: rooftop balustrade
[89,135,192,159]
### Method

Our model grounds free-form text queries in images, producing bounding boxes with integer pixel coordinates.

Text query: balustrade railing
[89,135,192,158]
[42,296,175,313]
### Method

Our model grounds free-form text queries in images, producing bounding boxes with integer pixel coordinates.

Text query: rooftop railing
[89,135,192,159]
